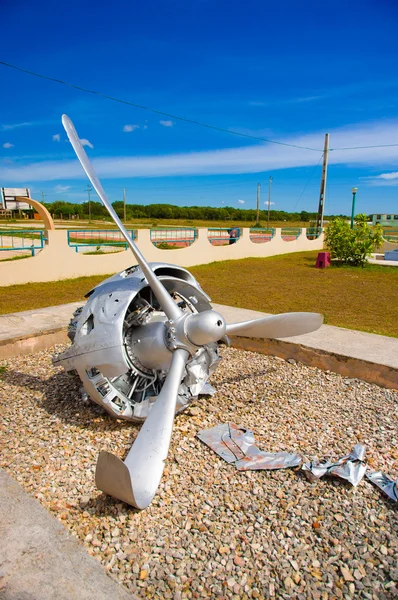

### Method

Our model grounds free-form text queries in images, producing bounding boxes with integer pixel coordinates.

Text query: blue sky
[0,0,398,215]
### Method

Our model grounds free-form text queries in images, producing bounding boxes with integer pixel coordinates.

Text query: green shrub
[325,214,383,266]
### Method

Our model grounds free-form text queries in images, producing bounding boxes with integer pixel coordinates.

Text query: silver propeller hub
[184,310,227,346]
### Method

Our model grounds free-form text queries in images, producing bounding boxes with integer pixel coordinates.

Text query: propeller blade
[95,348,189,509]
[62,114,182,323]
[226,312,323,339]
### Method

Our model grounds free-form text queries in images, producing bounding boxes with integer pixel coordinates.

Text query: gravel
[0,346,397,599]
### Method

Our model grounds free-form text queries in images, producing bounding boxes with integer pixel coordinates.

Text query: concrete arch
[16,196,55,230]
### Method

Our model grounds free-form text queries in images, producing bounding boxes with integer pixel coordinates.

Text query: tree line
[41,200,347,223]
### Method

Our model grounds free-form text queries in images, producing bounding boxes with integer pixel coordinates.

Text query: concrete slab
[213,304,398,369]
[0,303,82,360]
[0,301,397,388]
[0,469,137,600]
[0,302,82,342]
[213,304,398,389]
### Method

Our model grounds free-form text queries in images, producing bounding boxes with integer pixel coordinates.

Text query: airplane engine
[54,263,221,423]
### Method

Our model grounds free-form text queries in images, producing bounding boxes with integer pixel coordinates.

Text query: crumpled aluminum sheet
[197,423,302,470]
[302,444,367,486]
[366,471,398,502]
[199,382,217,396]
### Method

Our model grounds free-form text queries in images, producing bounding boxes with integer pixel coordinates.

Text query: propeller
[62,115,182,323]
[62,114,323,509]
[96,349,189,509]
[226,312,323,339]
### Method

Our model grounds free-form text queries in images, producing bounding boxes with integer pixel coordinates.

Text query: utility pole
[256,183,261,225]
[123,188,127,223]
[267,176,273,229]
[316,133,329,231]
[41,191,46,204]
[86,184,92,223]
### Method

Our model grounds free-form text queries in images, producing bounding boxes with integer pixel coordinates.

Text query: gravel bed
[0,346,397,600]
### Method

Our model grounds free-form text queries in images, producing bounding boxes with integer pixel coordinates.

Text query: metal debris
[197,423,302,470]
[302,444,367,486]
[366,471,398,502]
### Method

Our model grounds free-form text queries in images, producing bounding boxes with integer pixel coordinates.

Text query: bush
[325,214,383,266]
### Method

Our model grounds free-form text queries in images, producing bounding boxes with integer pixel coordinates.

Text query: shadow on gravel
[2,368,135,433]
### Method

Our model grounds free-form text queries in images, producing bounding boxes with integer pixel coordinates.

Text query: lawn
[190,252,398,338]
[0,251,397,337]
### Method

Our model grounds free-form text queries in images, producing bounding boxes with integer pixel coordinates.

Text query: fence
[150,228,197,248]
[207,228,241,245]
[383,229,398,243]
[281,227,301,241]
[0,230,45,256]
[249,228,275,243]
[306,227,323,240]
[67,229,136,252]
[0,227,325,286]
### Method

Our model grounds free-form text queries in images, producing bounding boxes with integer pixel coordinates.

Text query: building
[0,187,31,213]
[369,213,398,226]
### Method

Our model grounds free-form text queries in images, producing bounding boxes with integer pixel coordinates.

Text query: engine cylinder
[127,321,173,371]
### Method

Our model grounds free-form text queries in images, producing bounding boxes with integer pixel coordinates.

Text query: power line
[292,154,323,211]
[2,60,397,152]
[330,143,398,151]
[0,59,321,151]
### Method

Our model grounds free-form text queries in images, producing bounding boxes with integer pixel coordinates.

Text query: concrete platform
[213,304,398,389]
[0,302,396,598]
[0,301,397,389]
[0,469,137,600]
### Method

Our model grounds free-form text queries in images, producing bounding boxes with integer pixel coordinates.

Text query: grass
[0,274,111,314]
[0,251,397,337]
[189,252,398,338]
[0,254,32,262]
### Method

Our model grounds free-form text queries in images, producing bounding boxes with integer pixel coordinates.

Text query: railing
[249,228,275,243]
[383,229,398,243]
[67,229,136,252]
[150,228,197,248]
[281,227,301,241]
[0,230,45,256]
[306,227,323,240]
[208,227,241,245]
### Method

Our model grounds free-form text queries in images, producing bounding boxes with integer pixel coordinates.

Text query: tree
[325,214,383,266]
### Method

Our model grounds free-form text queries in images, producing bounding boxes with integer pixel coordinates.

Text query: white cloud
[374,171,398,180]
[123,124,139,132]
[264,201,276,206]
[2,119,398,183]
[160,120,174,127]
[52,134,61,142]
[54,185,71,193]
[237,199,245,204]
[361,170,398,186]
[1,122,32,131]
[3,142,14,149]
[80,139,94,149]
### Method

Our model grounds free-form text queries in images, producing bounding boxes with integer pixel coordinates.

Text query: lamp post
[350,187,358,229]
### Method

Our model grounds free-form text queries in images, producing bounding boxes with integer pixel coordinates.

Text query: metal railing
[383,228,398,243]
[281,227,301,241]
[306,227,323,240]
[249,227,275,243]
[208,227,241,245]
[150,228,197,248]
[67,229,136,252]
[0,230,45,256]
